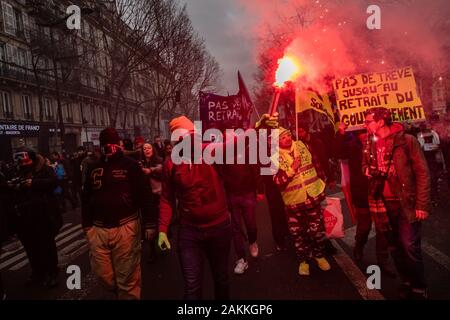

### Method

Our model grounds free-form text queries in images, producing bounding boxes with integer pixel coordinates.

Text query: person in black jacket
[139,143,163,263]
[82,127,156,300]
[223,158,264,275]
[0,162,13,299]
[8,148,61,288]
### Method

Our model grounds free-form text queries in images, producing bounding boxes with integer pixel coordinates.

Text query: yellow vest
[277,140,325,206]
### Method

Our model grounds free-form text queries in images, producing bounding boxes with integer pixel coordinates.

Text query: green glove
[255,113,279,129]
[158,232,171,250]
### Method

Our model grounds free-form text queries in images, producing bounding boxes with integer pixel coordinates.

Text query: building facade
[0,0,158,161]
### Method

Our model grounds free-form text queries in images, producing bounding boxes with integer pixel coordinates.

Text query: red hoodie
[159,158,229,233]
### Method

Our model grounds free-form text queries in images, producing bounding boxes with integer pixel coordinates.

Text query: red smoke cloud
[237,0,450,91]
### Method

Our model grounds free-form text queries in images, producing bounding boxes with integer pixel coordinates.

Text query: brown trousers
[86,219,141,300]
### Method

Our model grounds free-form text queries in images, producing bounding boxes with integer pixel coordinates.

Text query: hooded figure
[10,147,60,287]
[158,115,232,300]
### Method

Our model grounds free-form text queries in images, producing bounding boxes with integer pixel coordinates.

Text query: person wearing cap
[272,127,331,276]
[363,107,430,299]
[157,115,232,300]
[82,127,156,299]
[8,147,60,287]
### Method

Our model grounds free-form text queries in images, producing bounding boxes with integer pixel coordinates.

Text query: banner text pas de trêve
[333,66,425,129]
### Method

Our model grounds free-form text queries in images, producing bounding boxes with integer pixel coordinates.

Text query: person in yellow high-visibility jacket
[272,127,331,276]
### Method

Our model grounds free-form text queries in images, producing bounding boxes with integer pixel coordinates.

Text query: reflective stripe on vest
[280,141,325,206]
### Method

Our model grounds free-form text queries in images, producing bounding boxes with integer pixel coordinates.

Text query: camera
[367,166,388,198]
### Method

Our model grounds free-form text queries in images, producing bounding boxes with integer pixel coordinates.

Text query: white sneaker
[249,242,259,258]
[234,258,248,274]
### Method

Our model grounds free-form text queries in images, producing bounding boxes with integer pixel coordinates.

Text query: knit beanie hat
[99,127,121,146]
[169,116,194,133]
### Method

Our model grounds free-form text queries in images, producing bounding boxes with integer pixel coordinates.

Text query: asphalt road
[2,183,450,300]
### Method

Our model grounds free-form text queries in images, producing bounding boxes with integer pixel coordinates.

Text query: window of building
[14,7,24,37]
[17,48,26,67]
[44,98,54,120]
[21,94,32,119]
[99,107,105,125]
[22,11,30,40]
[6,44,18,69]
[2,1,16,35]
[67,103,73,121]
[90,105,96,124]
[127,113,133,128]
[103,107,110,126]
[0,42,6,73]
[1,91,13,118]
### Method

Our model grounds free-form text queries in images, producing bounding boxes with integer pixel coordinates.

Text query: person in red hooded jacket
[363,107,431,299]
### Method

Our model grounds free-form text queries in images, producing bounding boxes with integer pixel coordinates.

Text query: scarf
[366,134,395,232]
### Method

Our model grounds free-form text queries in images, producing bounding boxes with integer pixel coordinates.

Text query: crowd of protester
[1,107,448,301]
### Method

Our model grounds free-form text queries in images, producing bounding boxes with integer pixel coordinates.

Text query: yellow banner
[332,66,426,129]
[295,89,335,128]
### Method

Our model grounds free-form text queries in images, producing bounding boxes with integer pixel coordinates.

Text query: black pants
[177,219,232,300]
[16,216,59,279]
[354,206,389,264]
[385,201,426,290]
[264,176,289,248]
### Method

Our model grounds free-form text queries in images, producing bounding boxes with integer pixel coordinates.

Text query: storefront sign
[0,123,40,136]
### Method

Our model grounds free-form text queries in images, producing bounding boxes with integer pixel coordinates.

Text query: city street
[2,183,450,300]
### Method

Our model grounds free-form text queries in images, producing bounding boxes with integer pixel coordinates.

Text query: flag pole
[238,70,260,121]
[295,88,299,140]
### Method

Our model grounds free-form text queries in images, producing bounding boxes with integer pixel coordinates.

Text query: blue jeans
[385,201,426,290]
[227,192,257,260]
[177,219,232,300]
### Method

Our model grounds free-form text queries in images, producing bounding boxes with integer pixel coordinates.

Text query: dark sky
[184,0,257,96]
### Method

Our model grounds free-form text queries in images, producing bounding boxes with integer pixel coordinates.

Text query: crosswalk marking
[422,242,450,272]
[0,223,73,259]
[331,240,385,300]
[56,225,83,241]
[0,223,87,271]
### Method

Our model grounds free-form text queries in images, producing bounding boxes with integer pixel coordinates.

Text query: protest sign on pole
[199,72,253,132]
[295,88,336,129]
[333,66,426,130]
